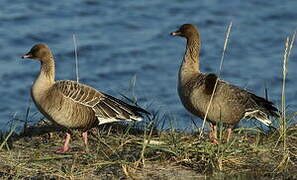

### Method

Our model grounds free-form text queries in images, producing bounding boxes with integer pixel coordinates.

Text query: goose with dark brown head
[21,44,150,153]
[170,24,278,143]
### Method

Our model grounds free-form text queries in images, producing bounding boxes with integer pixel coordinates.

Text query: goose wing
[54,80,149,124]
[215,79,278,125]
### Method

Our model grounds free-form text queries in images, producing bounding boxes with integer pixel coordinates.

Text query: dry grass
[0,120,297,179]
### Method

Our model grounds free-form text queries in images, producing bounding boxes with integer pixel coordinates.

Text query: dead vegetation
[0,119,296,179]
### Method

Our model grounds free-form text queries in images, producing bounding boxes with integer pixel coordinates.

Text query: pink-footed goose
[21,44,150,153]
[170,24,278,143]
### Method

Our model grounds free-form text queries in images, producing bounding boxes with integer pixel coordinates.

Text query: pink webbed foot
[55,147,70,154]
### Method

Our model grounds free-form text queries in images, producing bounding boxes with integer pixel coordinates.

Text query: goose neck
[184,37,200,71]
[40,57,55,83]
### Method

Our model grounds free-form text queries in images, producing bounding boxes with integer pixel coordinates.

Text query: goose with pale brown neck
[170,24,278,143]
[21,44,150,153]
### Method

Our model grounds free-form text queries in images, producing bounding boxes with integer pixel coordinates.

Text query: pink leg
[209,124,218,144]
[56,132,71,153]
[82,131,88,151]
[209,124,214,139]
[226,128,232,142]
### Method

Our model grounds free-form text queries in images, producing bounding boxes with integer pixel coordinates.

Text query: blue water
[0,0,297,131]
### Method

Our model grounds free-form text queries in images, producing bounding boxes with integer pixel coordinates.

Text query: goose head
[21,44,53,61]
[170,24,199,39]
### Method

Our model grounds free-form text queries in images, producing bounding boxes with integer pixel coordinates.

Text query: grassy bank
[0,118,297,179]
[0,25,295,180]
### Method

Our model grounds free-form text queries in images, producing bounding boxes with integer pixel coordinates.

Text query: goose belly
[194,96,245,125]
[32,92,96,130]
[178,86,244,125]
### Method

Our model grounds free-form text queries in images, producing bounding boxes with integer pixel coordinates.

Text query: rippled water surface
[0,0,297,131]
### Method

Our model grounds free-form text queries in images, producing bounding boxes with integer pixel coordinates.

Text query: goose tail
[244,94,279,126]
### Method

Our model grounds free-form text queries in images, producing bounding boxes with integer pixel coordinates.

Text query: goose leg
[82,131,89,151]
[56,132,71,153]
[208,124,214,139]
[212,125,218,144]
[209,124,218,144]
[226,128,232,142]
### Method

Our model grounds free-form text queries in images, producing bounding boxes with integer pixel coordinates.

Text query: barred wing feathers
[54,80,149,125]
